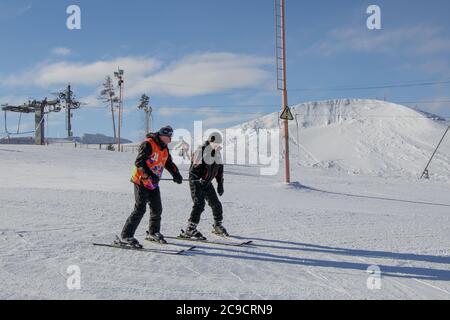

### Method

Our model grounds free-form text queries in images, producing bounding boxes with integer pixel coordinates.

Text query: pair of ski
[166,235,253,247]
[93,236,195,255]
[93,235,253,256]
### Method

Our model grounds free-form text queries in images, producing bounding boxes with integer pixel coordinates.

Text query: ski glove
[217,182,224,196]
[173,172,183,184]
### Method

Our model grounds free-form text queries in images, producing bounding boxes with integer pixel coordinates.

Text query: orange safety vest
[131,137,169,190]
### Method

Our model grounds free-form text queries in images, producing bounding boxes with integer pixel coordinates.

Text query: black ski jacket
[189,141,224,185]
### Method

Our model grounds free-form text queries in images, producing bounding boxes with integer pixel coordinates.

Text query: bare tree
[99,76,119,143]
[137,94,152,134]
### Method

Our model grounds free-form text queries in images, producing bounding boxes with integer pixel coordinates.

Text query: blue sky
[0,0,449,141]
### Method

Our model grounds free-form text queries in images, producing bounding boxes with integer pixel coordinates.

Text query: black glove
[173,172,183,184]
[217,182,224,196]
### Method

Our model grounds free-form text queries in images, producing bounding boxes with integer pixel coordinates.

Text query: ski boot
[117,236,143,248]
[212,221,229,237]
[179,222,206,240]
[145,231,168,244]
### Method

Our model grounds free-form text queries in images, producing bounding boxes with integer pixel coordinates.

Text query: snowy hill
[228,99,450,180]
[1,142,450,299]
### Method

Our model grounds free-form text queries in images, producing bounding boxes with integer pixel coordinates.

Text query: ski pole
[159,178,202,181]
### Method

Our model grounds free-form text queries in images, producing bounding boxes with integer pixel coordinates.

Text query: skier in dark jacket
[120,126,183,246]
[180,131,228,239]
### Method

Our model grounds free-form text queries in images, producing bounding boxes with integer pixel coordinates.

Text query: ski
[166,236,253,247]
[144,238,198,250]
[93,242,195,255]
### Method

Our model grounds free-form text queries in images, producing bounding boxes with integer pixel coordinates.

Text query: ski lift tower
[56,84,82,138]
[1,98,61,145]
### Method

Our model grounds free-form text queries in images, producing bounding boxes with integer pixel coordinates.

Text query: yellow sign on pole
[280,106,294,121]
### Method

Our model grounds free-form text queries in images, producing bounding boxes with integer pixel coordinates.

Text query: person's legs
[188,181,206,224]
[147,187,163,234]
[204,184,223,223]
[204,184,228,236]
[181,181,207,239]
[121,184,149,239]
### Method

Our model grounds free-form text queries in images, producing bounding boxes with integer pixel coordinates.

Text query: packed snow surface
[1,99,449,299]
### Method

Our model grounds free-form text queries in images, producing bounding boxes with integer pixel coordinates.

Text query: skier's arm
[215,164,224,196]
[216,164,224,184]
[164,154,180,176]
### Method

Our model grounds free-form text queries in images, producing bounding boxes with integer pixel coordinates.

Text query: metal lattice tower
[275,0,291,183]
[57,84,82,138]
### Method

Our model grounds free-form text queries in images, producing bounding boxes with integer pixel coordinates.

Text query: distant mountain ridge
[1,133,133,145]
[74,133,132,144]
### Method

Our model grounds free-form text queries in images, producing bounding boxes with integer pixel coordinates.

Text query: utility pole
[275,0,291,183]
[57,84,81,138]
[114,68,124,152]
[111,91,117,144]
[67,84,72,137]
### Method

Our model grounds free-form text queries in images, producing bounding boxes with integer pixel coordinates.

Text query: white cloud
[121,52,272,97]
[1,52,272,110]
[51,47,72,56]
[2,56,162,87]
[306,25,450,57]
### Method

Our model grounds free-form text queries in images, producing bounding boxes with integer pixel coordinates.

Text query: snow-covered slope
[1,144,450,299]
[228,99,450,180]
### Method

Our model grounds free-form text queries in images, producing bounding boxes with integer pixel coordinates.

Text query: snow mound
[228,99,450,180]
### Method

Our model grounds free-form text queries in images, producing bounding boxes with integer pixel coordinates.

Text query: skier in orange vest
[120,126,183,246]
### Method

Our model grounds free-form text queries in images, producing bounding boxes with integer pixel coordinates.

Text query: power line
[289,79,450,92]
[128,78,450,93]
[156,99,450,109]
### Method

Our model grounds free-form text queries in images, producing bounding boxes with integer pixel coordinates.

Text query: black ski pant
[189,180,223,224]
[121,183,163,238]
